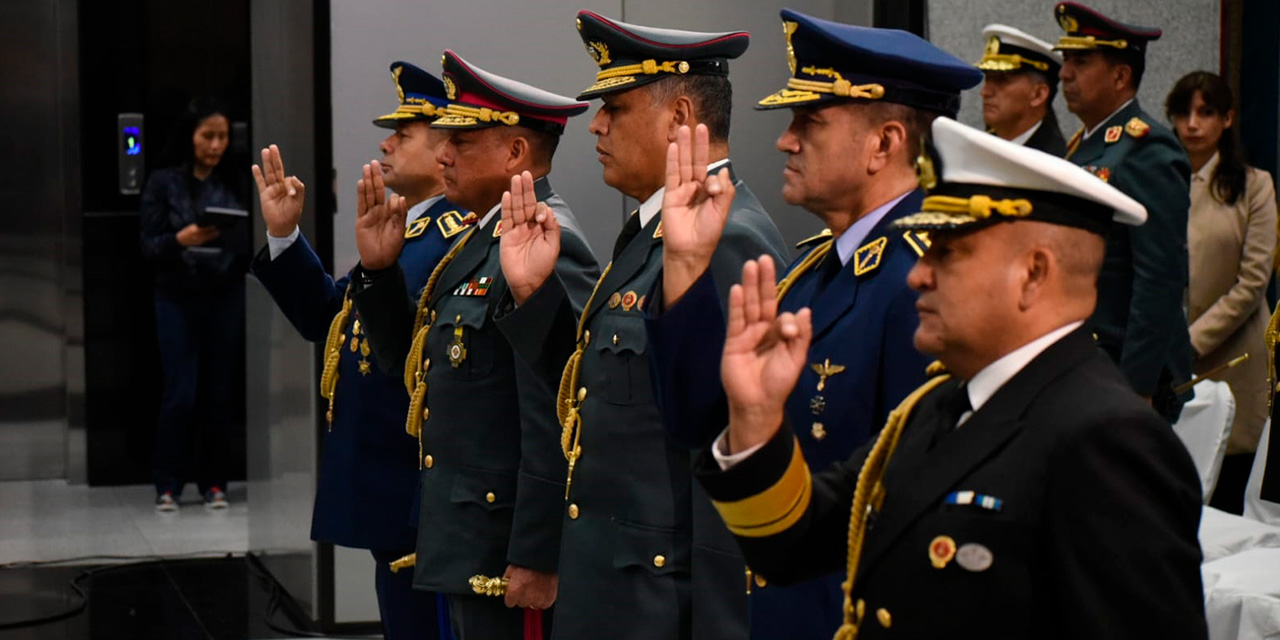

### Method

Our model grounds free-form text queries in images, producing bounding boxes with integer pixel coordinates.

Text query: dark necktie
[612,211,642,260]
[931,383,972,450]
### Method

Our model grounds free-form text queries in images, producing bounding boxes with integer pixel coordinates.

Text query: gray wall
[928,0,1220,135]
[0,0,80,481]
[328,0,875,269]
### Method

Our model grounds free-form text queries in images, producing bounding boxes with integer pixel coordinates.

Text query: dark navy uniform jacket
[251,196,461,552]
[1067,100,1194,419]
[645,190,931,639]
[498,170,787,640]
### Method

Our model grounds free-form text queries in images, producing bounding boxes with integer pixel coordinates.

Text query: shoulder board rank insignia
[853,236,887,276]
[653,221,663,239]
[404,216,432,239]
[796,228,833,249]
[1125,117,1150,139]
[902,230,931,257]
[437,210,469,238]
[1104,126,1122,144]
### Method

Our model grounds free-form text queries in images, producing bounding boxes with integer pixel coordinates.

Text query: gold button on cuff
[423,455,434,469]
[485,492,496,503]
[876,608,892,628]
[653,555,666,568]
[455,314,462,323]
[568,504,580,519]
[612,334,619,345]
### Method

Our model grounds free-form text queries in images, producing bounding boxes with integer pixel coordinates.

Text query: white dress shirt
[265,194,443,261]
[1009,119,1044,147]
[713,321,1084,468]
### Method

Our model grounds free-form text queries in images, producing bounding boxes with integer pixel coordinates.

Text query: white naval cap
[896,117,1146,234]
[976,24,1062,74]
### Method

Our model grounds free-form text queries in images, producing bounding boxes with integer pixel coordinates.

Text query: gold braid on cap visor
[1056,35,1129,50]
[594,58,691,81]
[977,53,1051,72]
[391,102,447,118]
[441,102,521,126]
[786,66,885,99]
[921,194,1034,220]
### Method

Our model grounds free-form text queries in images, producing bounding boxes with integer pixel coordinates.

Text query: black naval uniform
[699,328,1207,639]
[353,176,598,638]
[497,169,787,640]
[1024,114,1067,156]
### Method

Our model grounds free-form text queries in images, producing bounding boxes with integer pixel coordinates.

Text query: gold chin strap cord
[594,59,691,81]
[920,195,1033,220]
[776,238,833,300]
[557,261,615,500]
[786,66,885,100]
[833,372,951,640]
[319,285,355,431]
[404,225,480,468]
[442,103,520,126]
[1056,35,1129,50]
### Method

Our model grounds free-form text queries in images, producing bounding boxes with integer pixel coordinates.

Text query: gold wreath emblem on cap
[587,41,612,67]
[783,21,800,75]
[985,36,1001,56]
[1057,11,1079,33]
[444,76,457,101]
[392,65,406,104]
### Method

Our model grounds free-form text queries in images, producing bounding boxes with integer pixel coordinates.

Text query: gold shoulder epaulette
[925,360,949,377]
[1125,117,1150,139]
[795,228,833,249]
[902,230,931,257]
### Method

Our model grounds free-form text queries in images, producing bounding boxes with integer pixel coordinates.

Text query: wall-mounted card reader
[118,113,144,195]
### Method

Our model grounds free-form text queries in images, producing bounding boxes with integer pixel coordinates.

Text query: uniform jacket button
[653,555,666,568]
[423,455,434,468]
[485,492,496,503]
[876,608,892,628]
[568,504,580,519]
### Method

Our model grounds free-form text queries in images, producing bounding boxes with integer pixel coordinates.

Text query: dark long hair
[1165,71,1248,206]
[157,96,248,202]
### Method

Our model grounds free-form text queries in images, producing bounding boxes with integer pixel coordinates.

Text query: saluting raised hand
[499,170,561,305]
[251,144,307,237]
[661,123,736,306]
[721,255,812,454]
[354,160,408,270]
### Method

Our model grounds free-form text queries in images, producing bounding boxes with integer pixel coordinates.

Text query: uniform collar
[1193,152,1219,183]
[834,189,911,265]
[1082,98,1134,140]
[962,320,1083,420]
[637,158,731,228]
[478,202,501,229]
[406,194,444,228]
[1009,118,1044,147]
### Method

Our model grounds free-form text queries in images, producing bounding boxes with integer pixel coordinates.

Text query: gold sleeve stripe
[712,440,813,538]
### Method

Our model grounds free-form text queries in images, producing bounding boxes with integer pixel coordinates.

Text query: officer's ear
[1111,63,1133,93]
[867,119,908,175]
[668,95,695,141]
[505,133,531,172]
[1029,80,1051,109]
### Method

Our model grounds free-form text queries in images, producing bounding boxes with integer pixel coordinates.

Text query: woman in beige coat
[1168,71,1278,513]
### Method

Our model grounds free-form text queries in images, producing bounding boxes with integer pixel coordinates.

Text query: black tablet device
[197,206,249,228]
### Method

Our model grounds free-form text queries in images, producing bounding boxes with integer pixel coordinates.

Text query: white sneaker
[155,492,179,512]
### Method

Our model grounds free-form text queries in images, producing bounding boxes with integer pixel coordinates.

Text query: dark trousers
[370,549,448,640]
[446,593,550,640]
[152,283,244,496]
[1210,452,1257,515]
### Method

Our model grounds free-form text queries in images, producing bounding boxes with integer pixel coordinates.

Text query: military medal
[637,295,646,311]
[621,291,638,311]
[360,339,371,357]
[955,543,993,572]
[929,535,957,569]
[811,422,827,441]
[809,396,826,415]
[359,359,372,376]
[353,318,361,335]
[1096,167,1111,183]
[608,292,622,309]
[810,359,846,391]
[350,336,360,352]
[448,327,467,368]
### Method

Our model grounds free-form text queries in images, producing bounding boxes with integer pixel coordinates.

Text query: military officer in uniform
[699,117,1207,638]
[493,12,786,639]
[249,61,459,639]
[350,51,600,639]
[644,11,980,639]
[1054,1,1194,421]
[976,24,1067,156]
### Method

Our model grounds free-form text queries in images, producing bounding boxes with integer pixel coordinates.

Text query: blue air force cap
[757,9,982,116]
[373,61,451,129]
[573,11,749,100]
